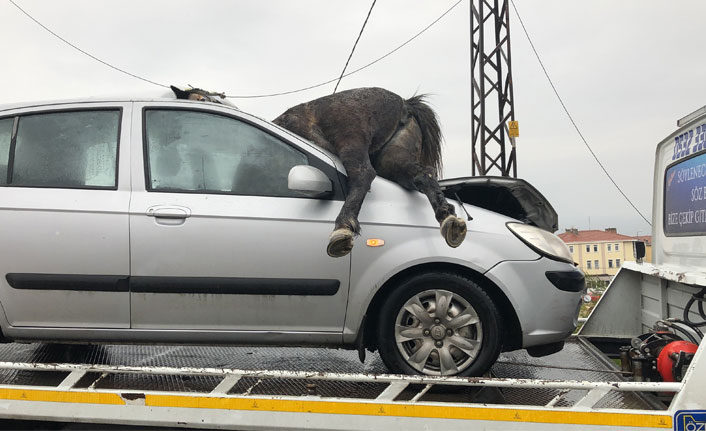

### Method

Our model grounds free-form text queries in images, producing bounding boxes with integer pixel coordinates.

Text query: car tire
[376,272,502,377]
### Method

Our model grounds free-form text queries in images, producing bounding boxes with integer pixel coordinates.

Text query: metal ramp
[0,337,662,410]
[0,337,681,430]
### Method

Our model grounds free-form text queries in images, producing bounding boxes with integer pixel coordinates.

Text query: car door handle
[146,206,191,219]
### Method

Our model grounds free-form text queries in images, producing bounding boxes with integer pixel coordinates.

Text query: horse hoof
[327,229,354,258]
[440,216,467,248]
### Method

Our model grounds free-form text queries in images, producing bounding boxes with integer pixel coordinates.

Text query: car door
[128,103,350,335]
[0,102,131,328]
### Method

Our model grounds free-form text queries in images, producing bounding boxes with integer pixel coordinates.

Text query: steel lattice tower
[471,0,517,177]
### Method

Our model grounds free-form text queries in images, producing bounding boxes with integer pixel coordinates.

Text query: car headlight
[507,222,573,263]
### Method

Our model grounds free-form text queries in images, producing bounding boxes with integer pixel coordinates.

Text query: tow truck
[0,106,704,430]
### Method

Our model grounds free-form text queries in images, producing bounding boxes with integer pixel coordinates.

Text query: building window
[608,259,614,268]
[587,261,592,269]
[569,245,574,253]
[593,244,598,252]
[616,259,621,267]
[594,260,599,269]
[615,243,620,251]
[607,244,612,252]
[586,245,591,253]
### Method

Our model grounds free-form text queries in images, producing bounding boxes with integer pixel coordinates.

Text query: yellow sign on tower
[508,121,519,138]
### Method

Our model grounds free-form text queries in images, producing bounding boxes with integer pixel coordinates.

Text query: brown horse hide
[171,86,466,257]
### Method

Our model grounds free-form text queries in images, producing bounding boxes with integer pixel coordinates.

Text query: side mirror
[288,165,332,198]
[634,241,646,262]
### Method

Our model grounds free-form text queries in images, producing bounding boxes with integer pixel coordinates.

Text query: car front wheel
[376,272,502,377]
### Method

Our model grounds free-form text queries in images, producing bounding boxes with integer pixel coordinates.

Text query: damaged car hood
[440,176,558,233]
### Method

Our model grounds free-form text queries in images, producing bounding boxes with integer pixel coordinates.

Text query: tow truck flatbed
[0,331,688,430]
[0,337,660,410]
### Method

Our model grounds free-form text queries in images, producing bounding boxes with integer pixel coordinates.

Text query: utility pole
[471,0,517,177]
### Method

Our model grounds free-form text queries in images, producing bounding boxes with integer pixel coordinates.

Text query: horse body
[275,88,404,157]
[273,87,466,257]
[171,85,466,257]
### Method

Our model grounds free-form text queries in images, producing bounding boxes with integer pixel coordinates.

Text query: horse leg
[328,147,377,258]
[412,167,467,247]
[373,119,467,248]
[274,110,376,256]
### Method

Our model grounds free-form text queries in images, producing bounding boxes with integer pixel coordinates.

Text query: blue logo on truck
[673,123,706,162]
[675,410,706,431]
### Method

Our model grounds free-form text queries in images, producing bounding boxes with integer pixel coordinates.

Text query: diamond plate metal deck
[0,337,666,409]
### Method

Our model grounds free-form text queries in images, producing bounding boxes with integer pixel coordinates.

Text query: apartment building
[558,228,650,281]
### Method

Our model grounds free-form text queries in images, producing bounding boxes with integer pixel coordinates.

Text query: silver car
[0,97,584,376]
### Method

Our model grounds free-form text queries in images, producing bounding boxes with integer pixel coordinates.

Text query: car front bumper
[485,258,585,348]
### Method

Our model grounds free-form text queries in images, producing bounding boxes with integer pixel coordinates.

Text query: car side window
[10,110,120,188]
[144,109,308,197]
[0,118,12,185]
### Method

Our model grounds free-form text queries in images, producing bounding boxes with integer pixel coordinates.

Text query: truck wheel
[377,272,502,376]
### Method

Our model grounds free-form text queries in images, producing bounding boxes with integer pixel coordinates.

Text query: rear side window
[0,118,13,185]
[10,110,120,188]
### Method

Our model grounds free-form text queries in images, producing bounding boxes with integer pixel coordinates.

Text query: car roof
[0,93,238,113]
[0,94,343,170]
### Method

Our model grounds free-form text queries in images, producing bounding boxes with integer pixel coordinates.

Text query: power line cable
[509,0,652,226]
[333,0,377,94]
[227,0,463,98]
[8,0,169,89]
[9,0,462,99]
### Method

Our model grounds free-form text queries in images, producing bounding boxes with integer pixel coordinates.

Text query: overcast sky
[2,0,705,237]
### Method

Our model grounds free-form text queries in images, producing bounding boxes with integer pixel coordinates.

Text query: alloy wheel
[394,289,483,376]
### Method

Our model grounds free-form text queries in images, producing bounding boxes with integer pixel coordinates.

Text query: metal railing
[0,361,680,411]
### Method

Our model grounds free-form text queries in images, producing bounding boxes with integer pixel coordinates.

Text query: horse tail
[405,95,443,178]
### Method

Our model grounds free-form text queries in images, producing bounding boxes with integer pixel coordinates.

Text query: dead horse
[273,87,467,257]
[171,86,467,257]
